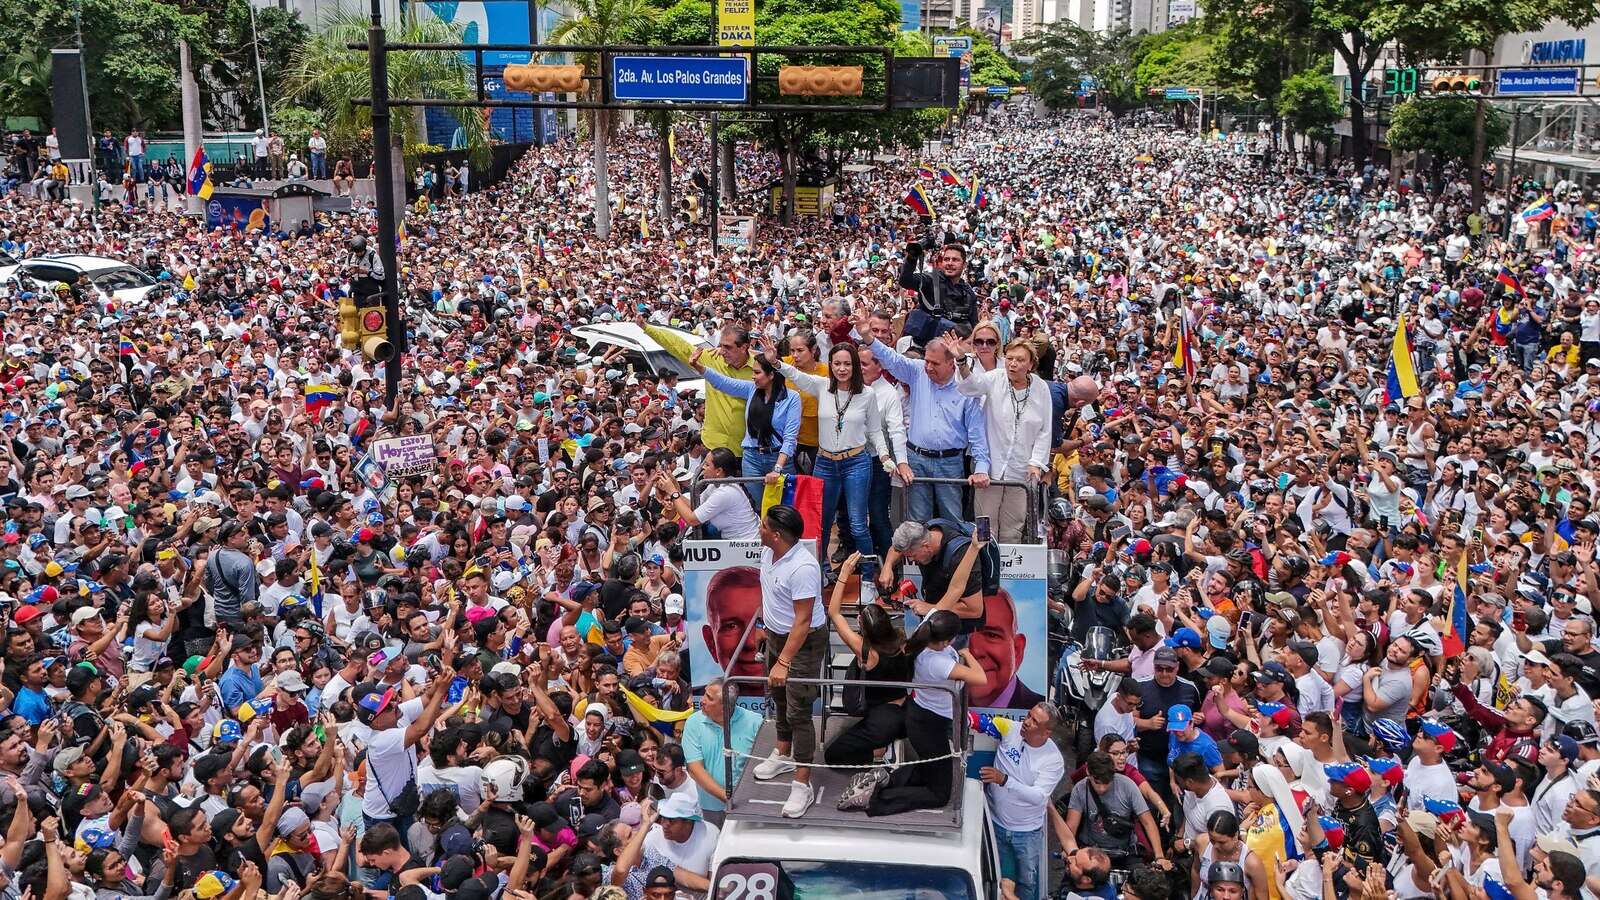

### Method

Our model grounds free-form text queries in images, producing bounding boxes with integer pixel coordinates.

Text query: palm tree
[548,0,656,240]
[284,9,489,215]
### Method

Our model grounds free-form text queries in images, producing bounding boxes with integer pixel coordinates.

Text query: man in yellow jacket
[643,317,755,456]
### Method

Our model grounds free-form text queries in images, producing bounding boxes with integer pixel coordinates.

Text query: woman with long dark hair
[760,337,886,581]
[866,609,986,816]
[691,345,800,508]
[825,552,914,809]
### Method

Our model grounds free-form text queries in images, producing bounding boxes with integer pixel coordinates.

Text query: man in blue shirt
[1166,704,1222,771]
[680,678,761,825]
[11,657,50,725]
[851,305,991,523]
[217,635,266,713]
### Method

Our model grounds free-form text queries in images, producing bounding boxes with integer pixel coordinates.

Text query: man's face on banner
[704,565,764,679]
[968,588,1025,708]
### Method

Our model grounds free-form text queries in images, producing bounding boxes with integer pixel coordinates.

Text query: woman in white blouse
[952,336,1053,543]
[757,336,888,582]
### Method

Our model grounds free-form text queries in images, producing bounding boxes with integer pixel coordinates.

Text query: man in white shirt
[981,703,1064,900]
[354,647,454,829]
[1286,642,1335,714]
[748,505,824,817]
[1094,680,1143,743]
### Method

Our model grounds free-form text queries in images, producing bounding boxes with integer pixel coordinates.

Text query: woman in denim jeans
[762,337,889,582]
[691,346,800,509]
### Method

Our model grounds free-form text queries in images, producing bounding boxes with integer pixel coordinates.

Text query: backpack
[928,518,1001,599]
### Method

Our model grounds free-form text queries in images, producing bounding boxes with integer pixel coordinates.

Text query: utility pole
[709,0,721,252]
[369,0,404,406]
[1504,101,1521,239]
[249,3,271,138]
[179,40,204,216]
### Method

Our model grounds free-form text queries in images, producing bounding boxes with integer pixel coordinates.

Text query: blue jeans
[310,152,328,178]
[869,463,893,555]
[907,450,965,523]
[815,451,874,579]
[994,823,1045,900]
[740,447,794,509]
[1514,341,1540,371]
[129,155,144,181]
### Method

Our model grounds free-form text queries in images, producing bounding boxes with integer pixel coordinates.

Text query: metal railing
[687,473,1045,543]
[719,673,968,816]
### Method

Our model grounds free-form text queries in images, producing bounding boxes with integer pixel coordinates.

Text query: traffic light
[1431,74,1482,94]
[338,296,361,351]
[777,65,864,96]
[502,64,585,93]
[357,304,394,363]
[1381,67,1418,96]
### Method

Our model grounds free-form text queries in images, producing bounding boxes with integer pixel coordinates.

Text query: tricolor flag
[1443,550,1469,657]
[904,183,935,217]
[935,164,960,186]
[235,696,274,723]
[639,210,650,240]
[307,553,324,618]
[1384,313,1420,403]
[304,383,339,414]
[968,711,1014,739]
[1521,195,1554,222]
[118,335,135,357]
[622,686,692,725]
[916,162,938,180]
[1171,309,1197,380]
[971,175,990,210]
[1496,266,1526,297]
[187,149,213,201]
[1553,517,1576,552]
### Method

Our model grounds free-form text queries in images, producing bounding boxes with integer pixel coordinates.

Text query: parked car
[6,254,163,306]
[570,321,708,396]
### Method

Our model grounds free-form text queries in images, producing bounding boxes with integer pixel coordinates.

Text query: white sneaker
[781,780,815,818]
[752,750,796,781]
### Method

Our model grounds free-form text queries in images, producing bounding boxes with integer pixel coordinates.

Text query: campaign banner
[682,539,817,710]
[369,434,438,477]
[900,542,1049,714]
[717,214,756,249]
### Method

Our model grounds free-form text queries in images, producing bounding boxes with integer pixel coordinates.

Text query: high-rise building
[1011,0,1041,39]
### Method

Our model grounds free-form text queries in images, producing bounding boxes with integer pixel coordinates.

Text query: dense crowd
[0,100,1593,900]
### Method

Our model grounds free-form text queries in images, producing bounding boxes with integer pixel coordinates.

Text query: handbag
[369,744,422,819]
[1079,780,1139,860]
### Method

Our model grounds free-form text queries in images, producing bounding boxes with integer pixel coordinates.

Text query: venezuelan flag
[916,162,938,180]
[1384,314,1420,404]
[622,687,692,723]
[307,554,324,618]
[304,383,338,414]
[236,696,274,723]
[188,149,213,201]
[194,871,238,900]
[118,335,135,357]
[968,711,1014,739]
[1172,310,1197,379]
[1553,517,1576,552]
[935,165,960,186]
[971,176,990,210]
[1496,266,1526,297]
[1521,195,1554,222]
[904,184,934,217]
[639,210,650,240]
[1442,550,1469,657]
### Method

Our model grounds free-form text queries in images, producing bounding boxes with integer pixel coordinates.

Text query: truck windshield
[714,859,978,900]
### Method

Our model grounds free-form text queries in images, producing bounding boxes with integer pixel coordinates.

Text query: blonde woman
[970,320,1004,374]
[950,335,1053,542]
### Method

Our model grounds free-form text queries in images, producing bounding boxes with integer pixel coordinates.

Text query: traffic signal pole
[369,0,404,407]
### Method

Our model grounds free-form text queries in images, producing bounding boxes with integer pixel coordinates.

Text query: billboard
[718,0,755,47]
[682,539,817,710]
[934,36,974,96]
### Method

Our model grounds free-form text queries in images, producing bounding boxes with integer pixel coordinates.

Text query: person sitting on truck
[827,551,914,812]
[867,610,987,817]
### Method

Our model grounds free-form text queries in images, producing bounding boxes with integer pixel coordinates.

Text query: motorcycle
[1046,549,1073,683]
[1055,625,1127,759]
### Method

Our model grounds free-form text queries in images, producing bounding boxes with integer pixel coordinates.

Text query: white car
[7,254,163,306]
[570,321,708,396]
[0,248,18,286]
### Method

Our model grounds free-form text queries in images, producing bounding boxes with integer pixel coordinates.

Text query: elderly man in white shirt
[980,703,1064,900]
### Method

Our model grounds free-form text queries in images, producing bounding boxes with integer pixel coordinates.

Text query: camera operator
[900,237,980,348]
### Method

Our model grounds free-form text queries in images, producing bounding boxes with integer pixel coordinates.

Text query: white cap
[70,606,101,625]
[664,593,684,615]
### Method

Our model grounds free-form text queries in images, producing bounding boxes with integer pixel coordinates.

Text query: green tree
[200,3,311,128]
[549,0,657,239]
[1275,68,1340,155]
[1386,97,1508,193]
[285,9,490,217]
[1014,22,1138,111]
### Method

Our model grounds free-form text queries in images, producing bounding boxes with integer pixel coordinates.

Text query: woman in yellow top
[1239,763,1322,900]
[782,330,829,474]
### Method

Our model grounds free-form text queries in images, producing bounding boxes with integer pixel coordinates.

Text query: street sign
[985,85,1011,96]
[610,55,749,104]
[1497,68,1579,95]
[369,434,439,477]
[1164,87,1199,100]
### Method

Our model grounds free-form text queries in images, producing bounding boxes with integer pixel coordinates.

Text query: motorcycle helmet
[1049,498,1071,523]
[1207,862,1246,886]
[482,756,530,803]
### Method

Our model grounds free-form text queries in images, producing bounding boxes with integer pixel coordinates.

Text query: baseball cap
[357,685,397,719]
[1564,719,1600,746]
[1153,646,1180,666]
[1253,662,1290,684]
[1418,719,1459,752]
[645,868,677,890]
[69,606,101,626]
[1551,735,1580,761]
[1324,761,1373,792]
[1167,704,1193,731]
[1255,701,1293,728]
[1164,627,1202,651]
[664,593,684,615]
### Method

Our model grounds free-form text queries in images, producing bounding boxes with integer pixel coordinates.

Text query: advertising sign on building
[717,0,755,46]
